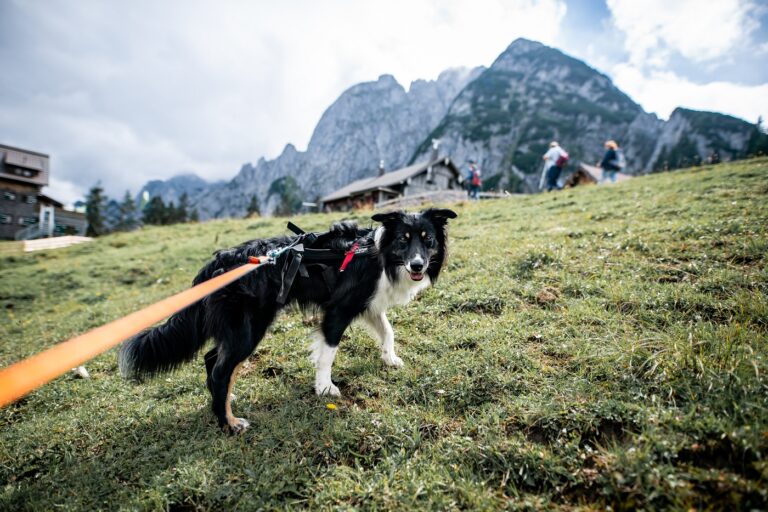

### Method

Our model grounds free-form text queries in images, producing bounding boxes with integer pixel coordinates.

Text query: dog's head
[372,208,457,283]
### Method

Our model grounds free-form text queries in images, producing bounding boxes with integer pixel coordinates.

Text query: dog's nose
[409,261,424,272]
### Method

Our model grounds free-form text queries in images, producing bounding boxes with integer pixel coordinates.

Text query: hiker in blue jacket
[598,140,624,183]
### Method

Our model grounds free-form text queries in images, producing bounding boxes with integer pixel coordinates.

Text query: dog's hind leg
[210,345,252,433]
[362,310,404,368]
[209,309,274,434]
[204,347,218,395]
[206,346,240,403]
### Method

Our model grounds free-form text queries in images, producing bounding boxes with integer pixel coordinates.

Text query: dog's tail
[118,302,207,380]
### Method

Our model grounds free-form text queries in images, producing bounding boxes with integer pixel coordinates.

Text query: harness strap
[301,248,351,261]
[277,244,304,304]
[270,221,375,302]
[339,243,359,272]
[286,221,305,235]
[287,222,318,246]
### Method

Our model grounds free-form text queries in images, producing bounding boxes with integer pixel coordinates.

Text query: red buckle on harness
[339,243,359,272]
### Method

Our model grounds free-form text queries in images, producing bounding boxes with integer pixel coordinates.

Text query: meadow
[1,159,766,510]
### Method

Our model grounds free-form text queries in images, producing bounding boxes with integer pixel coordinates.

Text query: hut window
[18,216,38,226]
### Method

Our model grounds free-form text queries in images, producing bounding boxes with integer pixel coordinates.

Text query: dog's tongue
[409,272,424,281]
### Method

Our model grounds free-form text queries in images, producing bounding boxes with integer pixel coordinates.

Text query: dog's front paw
[382,353,405,368]
[224,417,250,435]
[315,382,341,397]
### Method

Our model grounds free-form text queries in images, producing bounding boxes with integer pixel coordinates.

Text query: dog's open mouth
[409,271,424,281]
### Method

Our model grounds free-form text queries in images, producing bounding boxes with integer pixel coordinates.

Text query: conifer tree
[245,194,261,217]
[116,190,137,231]
[166,201,176,225]
[268,177,302,216]
[177,193,190,223]
[142,196,167,225]
[85,183,107,236]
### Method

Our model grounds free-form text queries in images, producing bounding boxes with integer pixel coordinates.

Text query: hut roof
[321,157,460,203]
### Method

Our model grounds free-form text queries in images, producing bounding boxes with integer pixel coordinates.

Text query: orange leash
[0,256,268,408]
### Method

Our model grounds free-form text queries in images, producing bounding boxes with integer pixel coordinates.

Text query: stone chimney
[377,159,385,177]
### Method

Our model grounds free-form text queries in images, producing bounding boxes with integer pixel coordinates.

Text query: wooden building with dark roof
[320,156,463,212]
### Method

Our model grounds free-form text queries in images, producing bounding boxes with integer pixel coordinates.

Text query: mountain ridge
[137,39,763,216]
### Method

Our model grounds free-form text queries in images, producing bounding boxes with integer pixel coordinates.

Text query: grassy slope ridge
[1,159,766,510]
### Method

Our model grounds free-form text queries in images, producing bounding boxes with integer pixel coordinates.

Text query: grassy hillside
[1,159,767,510]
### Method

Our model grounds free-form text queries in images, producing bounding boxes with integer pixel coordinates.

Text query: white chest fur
[367,267,431,314]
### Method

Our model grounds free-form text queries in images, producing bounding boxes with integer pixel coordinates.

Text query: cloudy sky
[1,0,767,204]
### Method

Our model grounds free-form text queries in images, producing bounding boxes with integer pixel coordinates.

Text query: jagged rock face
[191,68,482,219]
[410,39,664,191]
[193,141,309,220]
[141,38,758,216]
[649,108,754,170]
[410,39,757,190]
[136,173,217,208]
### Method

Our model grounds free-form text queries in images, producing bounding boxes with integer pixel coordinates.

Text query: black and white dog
[119,208,457,433]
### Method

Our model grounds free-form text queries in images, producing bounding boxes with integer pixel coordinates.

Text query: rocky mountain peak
[138,39,760,218]
[281,143,298,157]
[188,66,478,219]
[376,74,400,87]
[498,37,545,58]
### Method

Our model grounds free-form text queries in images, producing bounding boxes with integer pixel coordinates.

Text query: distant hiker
[464,162,473,197]
[467,160,482,200]
[541,141,569,191]
[598,140,625,183]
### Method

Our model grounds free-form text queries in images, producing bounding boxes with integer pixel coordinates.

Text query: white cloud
[46,178,85,209]
[5,0,763,207]
[604,0,767,127]
[0,0,567,202]
[612,63,768,122]
[607,0,762,68]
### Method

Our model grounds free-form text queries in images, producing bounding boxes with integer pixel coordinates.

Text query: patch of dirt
[261,366,284,378]
[677,436,761,480]
[535,286,560,306]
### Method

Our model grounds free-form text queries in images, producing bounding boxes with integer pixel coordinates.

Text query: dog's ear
[372,211,405,224]
[421,208,457,223]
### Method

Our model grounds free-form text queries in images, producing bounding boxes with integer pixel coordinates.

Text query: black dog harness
[267,222,375,304]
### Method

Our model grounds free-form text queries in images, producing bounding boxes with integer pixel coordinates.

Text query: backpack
[471,169,481,186]
[555,150,569,168]
[613,149,626,169]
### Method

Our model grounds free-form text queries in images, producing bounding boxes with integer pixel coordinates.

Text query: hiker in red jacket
[541,141,569,192]
[467,159,482,200]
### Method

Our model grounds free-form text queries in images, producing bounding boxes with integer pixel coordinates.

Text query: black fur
[119,208,456,431]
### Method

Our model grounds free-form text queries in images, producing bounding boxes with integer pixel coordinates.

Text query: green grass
[1,159,767,510]
[0,241,23,256]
